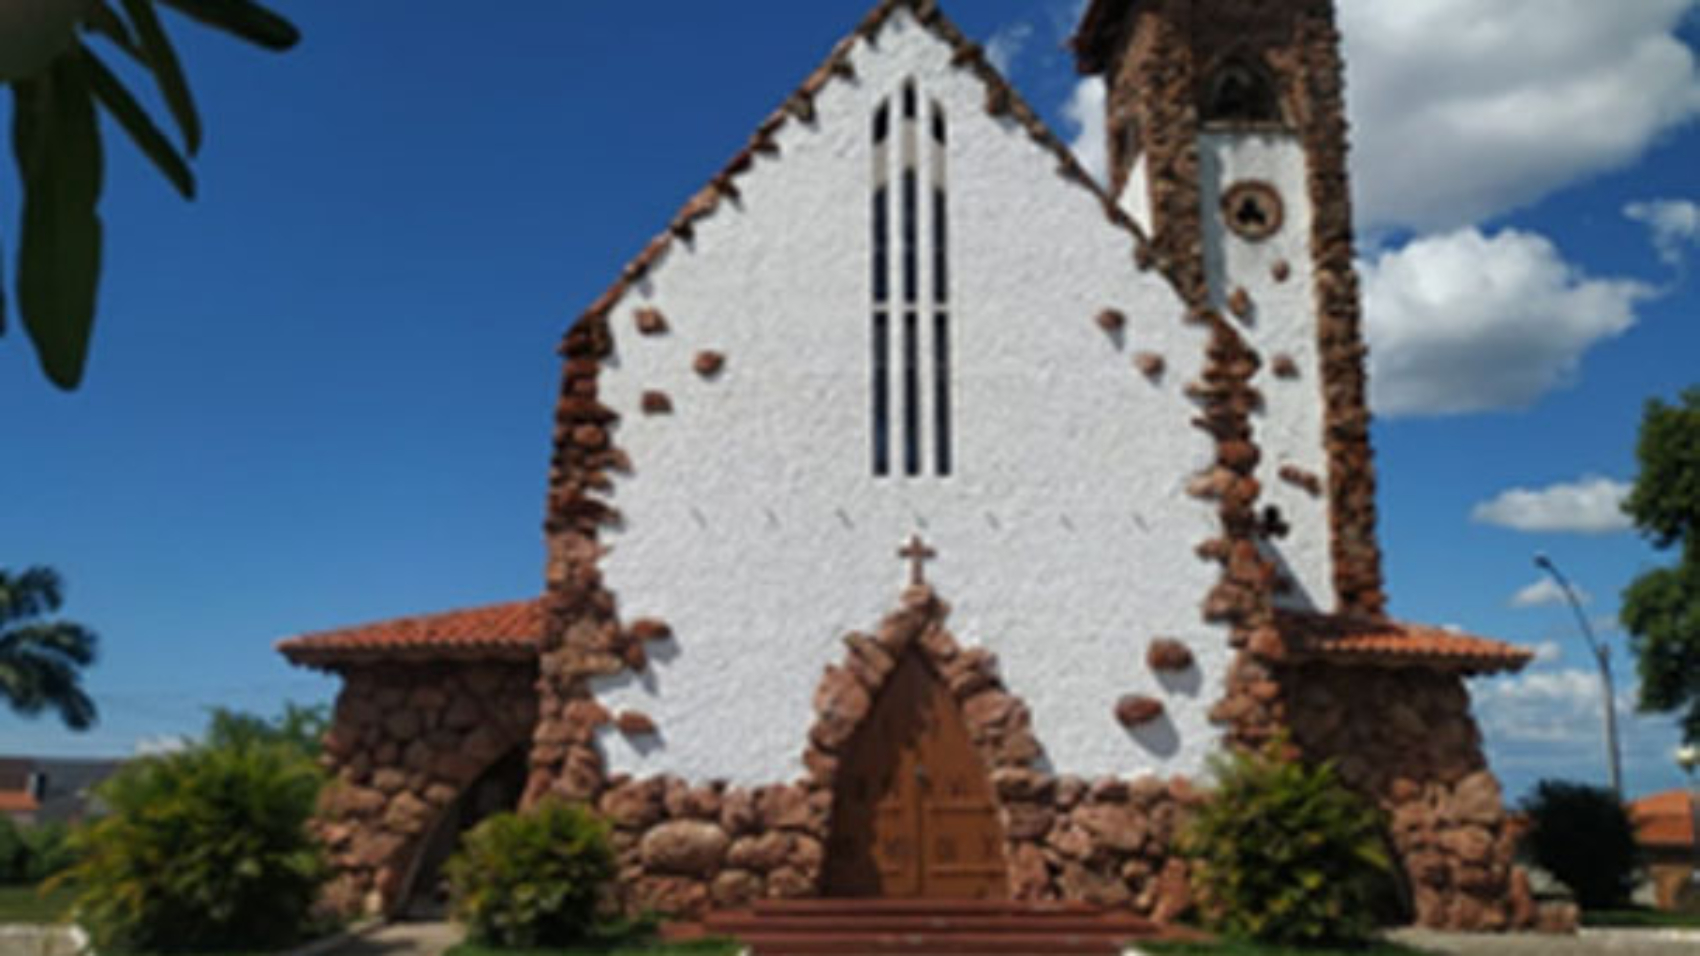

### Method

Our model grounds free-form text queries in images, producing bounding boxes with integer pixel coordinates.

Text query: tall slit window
[871,103,891,476]
[871,81,953,479]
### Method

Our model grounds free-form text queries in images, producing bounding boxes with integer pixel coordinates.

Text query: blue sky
[2,0,1698,802]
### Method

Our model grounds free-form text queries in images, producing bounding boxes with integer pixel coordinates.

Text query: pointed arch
[801,586,1052,899]
[1200,54,1284,127]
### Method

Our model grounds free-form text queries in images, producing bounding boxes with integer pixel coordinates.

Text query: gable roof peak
[562,0,1162,351]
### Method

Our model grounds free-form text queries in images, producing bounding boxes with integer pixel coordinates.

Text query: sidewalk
[307,921,460,956]
[1394,927,1700,955]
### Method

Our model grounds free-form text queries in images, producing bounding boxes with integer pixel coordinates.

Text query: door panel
[824,652,1007,899]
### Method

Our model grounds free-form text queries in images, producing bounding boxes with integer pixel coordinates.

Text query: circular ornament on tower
[1221,181,1284,242]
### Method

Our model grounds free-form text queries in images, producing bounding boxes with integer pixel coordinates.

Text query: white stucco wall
[1198,132,1334,612]
[585,11,1232,786]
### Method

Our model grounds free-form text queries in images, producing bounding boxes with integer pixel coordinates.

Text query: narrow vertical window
[873,312,890,476]
[903,311,921,476]
[870,83,952,480]
[871,100,891,476]
[933,312,952,476]
[931,102,952,476]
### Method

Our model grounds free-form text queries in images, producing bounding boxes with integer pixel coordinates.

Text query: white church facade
[284,0,1537,931]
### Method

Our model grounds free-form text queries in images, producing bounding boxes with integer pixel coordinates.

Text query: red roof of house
[1632,790,1697,850]
[0,790,40,814]
[1269,610,1535,675]
[277,599,544,668]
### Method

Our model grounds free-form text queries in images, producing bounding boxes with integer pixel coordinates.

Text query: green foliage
[0,815,27,883]
[24,822,78,882]
[4,0,298,390]
[0,818,78,884]
[1622,388,1700,744]
[50,736,326,953]
[1521,780,1640,910]
[206,702,330,759]
[0,566,98,730]
[447,801,617,949]
[1182,740,1393,947]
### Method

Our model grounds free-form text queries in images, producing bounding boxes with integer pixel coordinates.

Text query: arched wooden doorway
[824,650,1007,899]
[397,747,527,918]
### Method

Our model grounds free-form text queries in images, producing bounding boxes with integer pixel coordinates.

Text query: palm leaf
[85,48,195,198]
[120,0,201,155]
[12,54,105,391]
[0,568,65,624]
[84,2,145,64]
[156,0,300,52]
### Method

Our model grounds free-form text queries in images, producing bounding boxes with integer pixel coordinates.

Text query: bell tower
[1075,0,1385,619]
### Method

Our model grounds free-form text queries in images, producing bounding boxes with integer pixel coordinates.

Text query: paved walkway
[311,921,461,956]
[1393,927,1700,955]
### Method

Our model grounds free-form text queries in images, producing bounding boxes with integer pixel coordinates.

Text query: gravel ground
[1393,928,1700,955]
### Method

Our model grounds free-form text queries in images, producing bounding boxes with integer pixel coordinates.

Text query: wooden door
[824,652,1007,899]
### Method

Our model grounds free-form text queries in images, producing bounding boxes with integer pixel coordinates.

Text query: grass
[447,939,741,956]
[1582,907,1700,929]
[1144,940,1431,956]
[0,882,76,924]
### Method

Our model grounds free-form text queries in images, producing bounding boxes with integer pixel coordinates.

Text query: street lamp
[1679,746,1700,892]
[1535,553,1623,797]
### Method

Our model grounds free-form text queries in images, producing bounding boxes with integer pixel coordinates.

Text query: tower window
[1203,59,1282,126]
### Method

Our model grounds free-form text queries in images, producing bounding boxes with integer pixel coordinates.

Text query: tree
[1521,780,1640,910]
[1621,387,1700,743]
[3,0,298,390]
[0,567,98,730]
[206,701,329,758]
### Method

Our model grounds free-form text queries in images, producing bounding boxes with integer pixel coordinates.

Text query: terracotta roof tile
[278,599,544,668]
[1268,610,1535,675]
[0,790,40,813]
[1632,790,1697,850]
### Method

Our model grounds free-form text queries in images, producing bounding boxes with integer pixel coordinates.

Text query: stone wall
[314,662,538,916]
[1284,663,1534,930]
[553,587,1199,922]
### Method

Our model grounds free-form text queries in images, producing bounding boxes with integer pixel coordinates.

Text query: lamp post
[1679,745,1700,893]
[1535,553,1623,798]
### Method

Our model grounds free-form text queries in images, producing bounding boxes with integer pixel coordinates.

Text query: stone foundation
[314,662,538,916]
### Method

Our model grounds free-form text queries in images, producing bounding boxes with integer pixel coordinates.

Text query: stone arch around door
[801,586,1052,901]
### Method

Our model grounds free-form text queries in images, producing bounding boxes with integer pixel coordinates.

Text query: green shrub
[0,815,27,883]
[447,801,616,948]
[1183,740,1393,947]
[1522,780,1640,910]
[23,822,77,882]
[51,740,326,953]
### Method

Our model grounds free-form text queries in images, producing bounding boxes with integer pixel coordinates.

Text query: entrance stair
[687,898,1183,955]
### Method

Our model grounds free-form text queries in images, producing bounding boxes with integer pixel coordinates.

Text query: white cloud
[1476,669,1611,746]
[1510,577,1590,610]
[1531,641,1564,664]
[985,21,1034,77]
[1340,0,1700,230]
[1361,228,1652,416]
[1625,198,1700,266]
[1063,76,1108,186]
[134,734,191,756]
[1471,476,1635,534]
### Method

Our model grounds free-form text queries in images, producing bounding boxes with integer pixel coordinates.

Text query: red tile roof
[1632,790,1697,850]
[0,790,39,814]
[277,599,544,668]
[1269,610,1535,675]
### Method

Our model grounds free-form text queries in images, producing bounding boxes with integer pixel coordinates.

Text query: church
[282,0,1539,931]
